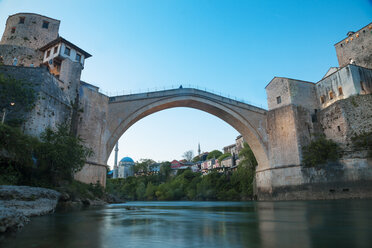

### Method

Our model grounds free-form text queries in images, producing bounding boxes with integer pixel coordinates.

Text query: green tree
[192,155,201,163]
[207,150,222,160]
[217,153,231,162]
[159,161,172,181]
[134,159,155,174]
[302,135,340,167]
[36,124,93,185]
[136,182,146,200]
[352,131,372,158]
[145,182,157,200]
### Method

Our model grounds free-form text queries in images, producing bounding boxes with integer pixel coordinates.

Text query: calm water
[1,200,372,248]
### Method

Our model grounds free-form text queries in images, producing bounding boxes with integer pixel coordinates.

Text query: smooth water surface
[1,200,372,248]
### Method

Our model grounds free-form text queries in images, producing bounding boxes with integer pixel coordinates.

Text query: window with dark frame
[338,87,343,95]
[54,46,58,54]
[46,50,51,57]
[76,53,81,62]
[329,91,334,100]
[276,96,281,104]
[320,96,325,104]
[42,21,49,29]
[64,47,71,56]
[19,17,25,24]
[337,126,341,132]
[11,27,16,33]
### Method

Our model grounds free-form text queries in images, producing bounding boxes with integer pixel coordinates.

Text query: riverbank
[0,184,125,233]
[0,185,60,233]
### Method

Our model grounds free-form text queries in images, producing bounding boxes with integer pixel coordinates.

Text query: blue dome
[120,157,134,163]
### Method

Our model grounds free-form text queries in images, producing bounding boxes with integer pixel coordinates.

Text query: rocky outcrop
[0,185,60,233]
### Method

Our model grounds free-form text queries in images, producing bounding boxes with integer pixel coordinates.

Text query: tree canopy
[207,150,222,160]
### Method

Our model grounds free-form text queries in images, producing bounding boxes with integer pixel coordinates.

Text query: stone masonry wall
[0,13,60,50]
[334,23,372,69]
[319,94,372,157]
[266,105,301,167]
[77,84,110,165]
[0,65,71,137]
[0,44,43,67]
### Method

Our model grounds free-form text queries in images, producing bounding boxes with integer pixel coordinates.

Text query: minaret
[113,142,119,178]
[198,143,201,156]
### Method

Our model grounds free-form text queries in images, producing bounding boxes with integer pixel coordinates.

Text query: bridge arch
[105,88,269,171]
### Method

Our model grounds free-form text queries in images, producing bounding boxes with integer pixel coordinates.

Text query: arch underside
[106,95,269,170]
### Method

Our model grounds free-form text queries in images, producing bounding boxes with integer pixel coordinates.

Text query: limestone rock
[0,185,60,233]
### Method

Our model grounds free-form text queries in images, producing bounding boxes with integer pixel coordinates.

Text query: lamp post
[1,102,15,124]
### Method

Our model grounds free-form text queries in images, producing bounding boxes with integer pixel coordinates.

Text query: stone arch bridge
[74,87,269,187]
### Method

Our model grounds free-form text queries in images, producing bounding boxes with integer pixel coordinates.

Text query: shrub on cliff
[35,124,93,185]
[351,131,372,158]
[302,135,340,167]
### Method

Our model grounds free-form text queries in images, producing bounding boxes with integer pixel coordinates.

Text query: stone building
[334,23,372,69]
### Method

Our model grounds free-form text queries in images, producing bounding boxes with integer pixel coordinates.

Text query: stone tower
[334,23,372,69]
[0,12,91,102]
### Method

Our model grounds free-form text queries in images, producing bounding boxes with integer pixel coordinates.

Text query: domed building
[118,157,135,178]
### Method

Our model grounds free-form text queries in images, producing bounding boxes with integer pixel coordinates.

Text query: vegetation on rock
[0,123,92,187]
[352,131,372,158]
[302,135,340,167]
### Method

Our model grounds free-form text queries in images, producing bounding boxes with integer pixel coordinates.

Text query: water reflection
[1,200,372,248]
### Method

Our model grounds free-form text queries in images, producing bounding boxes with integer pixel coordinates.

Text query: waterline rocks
[0,185,60,233]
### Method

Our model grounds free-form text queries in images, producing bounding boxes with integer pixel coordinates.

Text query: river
[1,200,372,248]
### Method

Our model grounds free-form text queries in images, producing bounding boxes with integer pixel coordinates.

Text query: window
[329,91,334,100]
[64,47,71,56]
[338,87,343,95]
[76,53,81,62]
[276,96,281,104]
[42,21,49,29]
[54,46,58,54]
[337,126,341,132]
[19,17,25,24]
[361,81,365,91]
[320,96,325,104]
[11,27,16,33]
[46,50,51,57]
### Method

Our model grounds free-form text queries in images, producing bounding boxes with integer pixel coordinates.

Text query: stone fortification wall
[257,94,372,200]
[0,44,43,67]
[74,162,107,186]
[266,104,316,168]
[0,65,71,137]
[267,105,301,167]
[335,23,372,69]
[256,160,372,200]
[319,94,372,156]
[0,13,60,50]
[77,84,110,165]
[59,58,83,101]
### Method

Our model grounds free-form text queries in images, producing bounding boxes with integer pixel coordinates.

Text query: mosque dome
[120,157,134,163]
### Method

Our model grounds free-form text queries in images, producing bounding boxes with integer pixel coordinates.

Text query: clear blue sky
[1,0,371,167]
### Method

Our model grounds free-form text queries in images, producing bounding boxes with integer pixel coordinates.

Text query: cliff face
[0,185,60,233]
